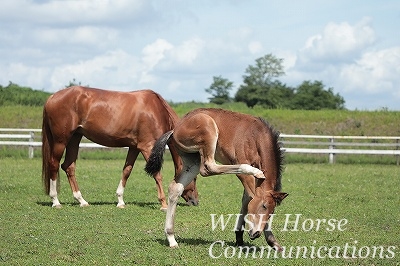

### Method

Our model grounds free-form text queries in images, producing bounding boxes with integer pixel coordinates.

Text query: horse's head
[181,177,199,206]
[247,187,288,240]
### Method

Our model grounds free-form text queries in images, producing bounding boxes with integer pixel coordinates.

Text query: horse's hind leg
[61,133,89,207]
[115,147,140,208]
[141,147,168,210]
[48,142,66,208]
[165,153,200,247]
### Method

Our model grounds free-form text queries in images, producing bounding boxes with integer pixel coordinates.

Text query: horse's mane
[258,117,284,193]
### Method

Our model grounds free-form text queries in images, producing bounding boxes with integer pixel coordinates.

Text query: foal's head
[247,187,288,240]
[244,118,288,240]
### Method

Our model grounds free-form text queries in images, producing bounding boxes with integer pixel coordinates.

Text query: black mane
[258,117,284,192]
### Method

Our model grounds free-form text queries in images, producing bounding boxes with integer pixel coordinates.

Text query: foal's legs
[235,190,251,246]
[165,153,200,247]
[115,147,140,208]
[61,133,89,207]
[264,229,283,252]
[198,131,264,178]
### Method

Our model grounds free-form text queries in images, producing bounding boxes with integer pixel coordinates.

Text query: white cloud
[50,49,140,91]
[167,80,182,92]
[0,63,50,90]
[0,0,150,25]
[169,37,205,65]
[299,17,376,64]
[140,39,174,84]
[32,26,118,47]
[339,47,400,94]
[248,41,263,54]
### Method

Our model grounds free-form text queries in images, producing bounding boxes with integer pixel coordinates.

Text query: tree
[65,78,88,88]
[265,81,295,109]
[205,76,233,104]
[234,54,285,107]
[292,80,345,110]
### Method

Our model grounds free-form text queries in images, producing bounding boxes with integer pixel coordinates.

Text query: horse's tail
[41,108,58,194]
[145,130,174,176]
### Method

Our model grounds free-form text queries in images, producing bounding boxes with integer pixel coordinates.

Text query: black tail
[145,130,174,176]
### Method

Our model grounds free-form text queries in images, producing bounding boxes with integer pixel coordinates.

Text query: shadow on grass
[155,237,232,247]
[36,200,194,208]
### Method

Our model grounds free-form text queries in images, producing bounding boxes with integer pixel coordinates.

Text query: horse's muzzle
[248,229,261,240]
[186,198,199,206]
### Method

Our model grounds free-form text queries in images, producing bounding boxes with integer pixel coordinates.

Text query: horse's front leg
[264,228,283,252]
[62,161,89,207]
[235,189,250,246]
[62,134,89,207]
[116,148,139,208]
[235,219,245,246]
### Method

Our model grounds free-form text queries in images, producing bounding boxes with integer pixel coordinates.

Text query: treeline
[205,54,345,110]
[0,82,51,106]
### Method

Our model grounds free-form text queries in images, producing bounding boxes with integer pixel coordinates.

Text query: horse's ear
[271,192,288,205]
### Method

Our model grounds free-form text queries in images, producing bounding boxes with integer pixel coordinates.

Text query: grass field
[0,156,399,265]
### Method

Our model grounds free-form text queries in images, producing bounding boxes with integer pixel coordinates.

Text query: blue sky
[1,0,399,110]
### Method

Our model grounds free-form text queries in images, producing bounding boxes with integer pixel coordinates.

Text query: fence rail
[1,128,400,164]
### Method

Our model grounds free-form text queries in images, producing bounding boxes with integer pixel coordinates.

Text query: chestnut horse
[42,86,198,210]
[145,108,288,250]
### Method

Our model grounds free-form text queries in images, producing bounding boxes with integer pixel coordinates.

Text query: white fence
[1,128,400,164]
[280,134,400,164]
[0,128,108,159]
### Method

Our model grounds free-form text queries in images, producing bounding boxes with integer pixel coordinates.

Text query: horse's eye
[262,203,267,209]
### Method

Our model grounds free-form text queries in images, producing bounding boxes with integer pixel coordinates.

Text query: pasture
[0,155,399,265]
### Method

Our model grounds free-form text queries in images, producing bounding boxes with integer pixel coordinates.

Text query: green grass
[1,157,399,265]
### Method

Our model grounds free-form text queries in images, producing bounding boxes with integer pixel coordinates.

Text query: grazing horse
[42,86,198,210]
[145,108,288,250]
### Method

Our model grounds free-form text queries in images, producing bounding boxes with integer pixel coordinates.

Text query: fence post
[29,131,34,159]
[396,138,399,166]
[329,137,335,164]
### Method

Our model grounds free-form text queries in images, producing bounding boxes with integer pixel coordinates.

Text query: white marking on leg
[116,180,126,208]
[239,164,265,178]
[73,191,89,207]
[49,179,61,208]
[165,182,184,248]
[167,234,178,248]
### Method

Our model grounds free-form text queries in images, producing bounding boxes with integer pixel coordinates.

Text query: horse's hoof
[160,207,167,212]
[80,203,90,207]
[274,244,283,252]
[170,244,179,248]
[52,204,62,209]
[117,204,126,209]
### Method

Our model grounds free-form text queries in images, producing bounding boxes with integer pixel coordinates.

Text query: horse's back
[44,86,177,147]
[181,108,264,139]
[177,108,275,164]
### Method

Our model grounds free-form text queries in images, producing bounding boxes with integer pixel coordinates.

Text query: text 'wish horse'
[42,86,198,210]
[145,108,288,250]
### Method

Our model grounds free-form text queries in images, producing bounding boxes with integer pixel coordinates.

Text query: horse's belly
[82,130,135,148]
